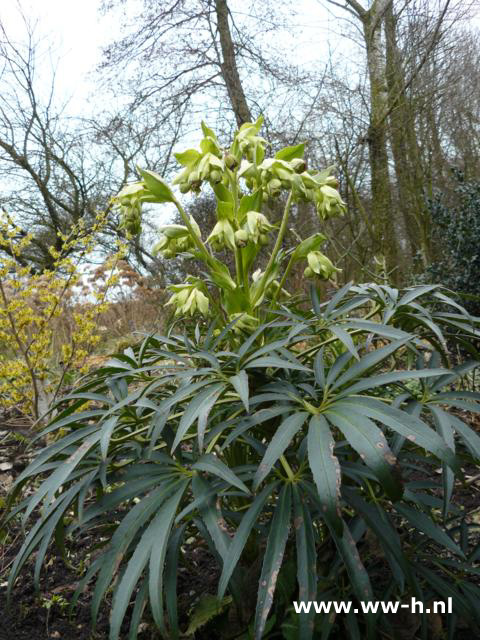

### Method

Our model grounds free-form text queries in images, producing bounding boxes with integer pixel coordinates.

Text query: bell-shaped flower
[315,185,346,219]
[305,251,341,279]
[166,282,209,317]
[229,312,259,334]
[207,219,236,251]
[245,211,276,243]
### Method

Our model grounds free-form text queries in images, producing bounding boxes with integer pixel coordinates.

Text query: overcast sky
[0,0,357,116]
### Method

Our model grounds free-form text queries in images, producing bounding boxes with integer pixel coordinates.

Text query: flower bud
[235,229,249,247]
[267,178,282,197]
[245,211,276,243]
[209,169,222,184]
[290,158,307,173]
[188,170,200,186]
[166,282,209,317]
[224,153,238,170]
[259,233,269,246]
[306,251,341,279]
[230,312,259,334]
[325,176,339,189]
[303,266,314,278]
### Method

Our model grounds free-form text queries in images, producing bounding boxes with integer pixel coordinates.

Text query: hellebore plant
[6,119,480,640]
[114,117,344,328]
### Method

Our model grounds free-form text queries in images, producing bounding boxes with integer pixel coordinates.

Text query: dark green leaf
[254,484,292,640]
[307,415,343,534]
[326,407,402,500]
[230,370,249,411]
[254,412,308,489]
[193,453,250,494]
[395,503,465,558]
[218,483,275,598]
[341,397,459,472]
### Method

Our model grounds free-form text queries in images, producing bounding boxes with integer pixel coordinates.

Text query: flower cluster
[112,118,345,326]
[240,157,346,219]
[166,280,209,317]
[153,220,201,258]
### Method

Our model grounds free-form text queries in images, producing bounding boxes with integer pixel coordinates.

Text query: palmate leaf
[395,503,465,558]
[172,382,226,452]
[109,482,187,640]
[229,370,250,410]
[186,594,233,636]
[21,430,102,523]
[329,324,359,360]
[448,412,480,458]
[330,338,411,391]
[329,520,373,604]
[245,354,309,372]
[428,405,455,519]
[8,479,93,598]
[192,475,231,562]
[148,483,189,637]
[164,523,187,640]
[343,489,410,589]
[192,453,250,494]
[222,405,293,449]
[337,368,449,397]
[7,280,480,640]
[91,480,180,625]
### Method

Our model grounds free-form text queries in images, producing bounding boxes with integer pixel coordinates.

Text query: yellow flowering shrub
[0,210,126,422]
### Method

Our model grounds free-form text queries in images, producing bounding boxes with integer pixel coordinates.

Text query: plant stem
[252,190,294,307]
[270,254,295,308]
[279,454,295,482]
[173,197,215,268]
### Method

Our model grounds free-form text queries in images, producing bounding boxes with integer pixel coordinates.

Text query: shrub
[425,171,480,316]
[0,211,126,421]
[5,122,480,640]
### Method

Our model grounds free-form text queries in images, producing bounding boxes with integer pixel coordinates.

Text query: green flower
[153,219,201,258]
[207,219,236,251]
[245,211,276,243]
[305,251,341,279]
[229,312,259,334]
[315,185,346,219]
[113,182,151,235]
[166,282,209,316]
[236,117,267,158]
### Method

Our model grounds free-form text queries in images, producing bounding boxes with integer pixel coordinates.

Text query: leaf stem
[280,454,296,482]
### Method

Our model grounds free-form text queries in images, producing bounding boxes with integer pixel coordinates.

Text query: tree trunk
[362,3,399,277]
[384,4,432,267]
[215,0,252,126]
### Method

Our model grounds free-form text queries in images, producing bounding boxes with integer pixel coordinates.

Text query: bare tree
[322,0,474,277]
[0,16,167,275]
